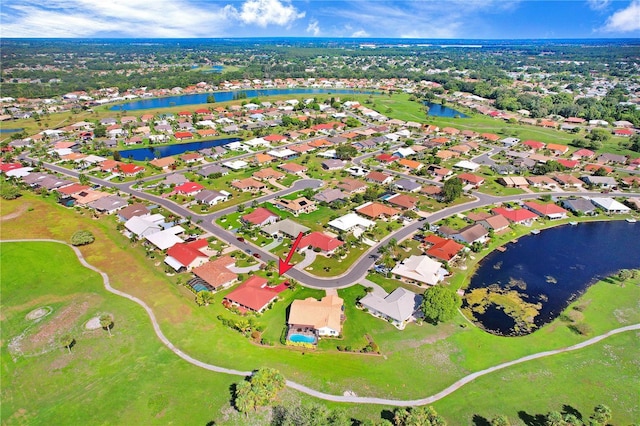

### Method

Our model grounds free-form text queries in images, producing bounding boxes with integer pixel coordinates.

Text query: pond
[110,88,377,111]
[423,101,468,118]
[119,137,241,161]
[464,220,640,336]
[0,128,24,134]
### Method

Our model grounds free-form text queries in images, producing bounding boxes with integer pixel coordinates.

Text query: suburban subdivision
[1,38,639,425]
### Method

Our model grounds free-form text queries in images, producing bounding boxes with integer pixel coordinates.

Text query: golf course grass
[1,190,638,424]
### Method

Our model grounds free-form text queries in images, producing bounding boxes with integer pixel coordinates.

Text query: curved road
[2,239,637,407]
[22,155,640,289]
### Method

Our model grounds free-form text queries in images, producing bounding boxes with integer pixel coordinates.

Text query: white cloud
[603,0,640,32]
[587,0,611,10]
[0,0,305,38]
[306,19,321,36]
[233,0,305,27]
[351,30,369,38]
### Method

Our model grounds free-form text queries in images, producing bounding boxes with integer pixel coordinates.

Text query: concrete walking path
[4,238,638,407]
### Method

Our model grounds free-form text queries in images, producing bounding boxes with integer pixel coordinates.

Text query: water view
[119,137,241,161]
[423,102,468,118]
[110,88,377,111]
[0,128,24,134]
[464,221,640,336]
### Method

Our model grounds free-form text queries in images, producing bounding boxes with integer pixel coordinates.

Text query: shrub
[569,322,593,336]
[0,184,21,200]
[70,230,95,246]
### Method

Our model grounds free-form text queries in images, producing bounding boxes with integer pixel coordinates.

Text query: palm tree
[99,314,113,337]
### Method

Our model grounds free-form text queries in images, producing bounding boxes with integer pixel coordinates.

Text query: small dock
[496,246,507,252]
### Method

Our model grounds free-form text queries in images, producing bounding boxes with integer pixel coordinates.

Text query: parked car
[253,253,261,259]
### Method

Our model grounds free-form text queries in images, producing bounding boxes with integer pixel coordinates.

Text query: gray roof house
[394,178,422,192]
[561,198,597,215]
[198,164,230,177]
[580,176,618,188]
[359,287,423,329]
[88,195,128,214]
[194,189,229,206]
[261,218,310,239]
[313,188,348,204]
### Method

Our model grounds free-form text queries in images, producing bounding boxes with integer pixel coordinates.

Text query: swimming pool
[289,334,316,344]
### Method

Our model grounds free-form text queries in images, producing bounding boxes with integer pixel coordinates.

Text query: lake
[119,137,241,161]
[464,220,640,336]
[110,88,377,111]
[423,102,468,118]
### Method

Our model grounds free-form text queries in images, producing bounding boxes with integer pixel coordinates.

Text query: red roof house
[492,207,539,225]
[424,235,464,263]
[242,207,279,227]
[223,276,287,313]
[557,159,579,169]
[116,163,145,176]
[376,153,399,163]
[523,201,568,220]
[522,140,546,151]
[457,173,485,187]
[165,239,209,270]
[299,232,344,254]
[174,182,205,195]
[175,131,194,140]
[192,256,238,290]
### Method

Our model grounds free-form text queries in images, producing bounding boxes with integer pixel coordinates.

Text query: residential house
[180,153,204,164]
[194,189,229,206]
[298,232,344,255]
[279,162,308,175]
[356,202,401,220]
[448,224,490,245]
[150,157,176,171]
[391,255,447,286]
[386,193,418,210]
[261,218,310,239]
[497,176,530,188]
[313,188,348,204]
[174,182,205,196]
[423,235,464,263]
[492,207,539,225]
[590,197,631,214]
[359,287,423,328]
[394,178,422,193]
[546,144,569,156]
[524,201,568,220]
[526,175,559,189]
[397,158,423,172]
[144,226,185,250]
[553,174,584,189]
[191,256,238,291]
[365,171,394,185]
[164,239,210,271]
[88,195,129,214]
[223,276,287,313]
[337,178,368,194]
[328,213,375,234]
[522,140,545,151]
[273,197,317,216]
[321,159,347,170]
[457,173,485,188]
[580,176,618,189]
[561,198,597,215]
[597,153,627,165]
[288,295,344,337]
[253,168,285,181]
[118,203,150,222]
[198,164,229,177]
[231,178,267,193]
[242,207,279,227]
[478,214,511,232]
[116,163,145,176]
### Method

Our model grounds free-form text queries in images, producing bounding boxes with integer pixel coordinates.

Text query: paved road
[23,156,640,290]
[5,239,637,408]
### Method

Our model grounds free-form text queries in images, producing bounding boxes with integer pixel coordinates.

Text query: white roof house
[454,160,481,171]
[124,215,164,238]
[359,287,423,328]
[245,137,271,148]
[394,147,416,158]
[267,148,297,159]
[328,213,376,234]
[144,226,185,250]
[222,160,248,170]
[391,255,448,285]
[590,197,631,214]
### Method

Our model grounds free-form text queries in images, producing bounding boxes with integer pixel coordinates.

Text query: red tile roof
[376,153,399,163]
[523,201,568,217]
[299,232,344,252]
[192,256,237,289]
[491,207,538,223]
[224,276,286,312]
[458,173,485,186]
[557,159,579,169]
[424,235,464,262]
[522,140,545,150]
[365,171,392,183]
[174,182,205,194]
[356,202,401,219]
[0,162,24,172]
[57,183,91,195]
[167,239,209,267]
[242,207,279,225]
[117,163,145,175]
[175,131,194,139]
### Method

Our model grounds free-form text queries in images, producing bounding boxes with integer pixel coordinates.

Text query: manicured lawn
[3,185,638,424]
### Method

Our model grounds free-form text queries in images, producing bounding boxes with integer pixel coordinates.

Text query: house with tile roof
[298,232,344,254]
[279,162,308,175]
[365,171,394,185]
[242,207,279,227]
[174,182,205,195]
[524,201,568,220]
[191,256,237,291]
[423,235,464,263]
[231,177,267,193]
[492,207,539,225]
[273,197,317,216]
[478,214,511,232]
[391,255,447,286]
[288,295,344,337]
[253,168,285,181]
[223,276,287,313]
[164,239,210,271]
[337,178,368,194]
[356,202,401,220]
[359,287,423,329]
[386,193,418,210]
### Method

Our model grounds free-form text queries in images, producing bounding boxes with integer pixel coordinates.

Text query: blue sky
[1,0,639,39]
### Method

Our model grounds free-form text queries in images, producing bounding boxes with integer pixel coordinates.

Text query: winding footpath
[3,238,638,407]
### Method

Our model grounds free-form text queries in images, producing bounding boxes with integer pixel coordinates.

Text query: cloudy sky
[1,0,639,39]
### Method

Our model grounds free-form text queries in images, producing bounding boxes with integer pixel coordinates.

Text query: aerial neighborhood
[1,38,639,425]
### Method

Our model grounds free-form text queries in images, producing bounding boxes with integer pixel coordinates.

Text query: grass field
[2,189,638,424]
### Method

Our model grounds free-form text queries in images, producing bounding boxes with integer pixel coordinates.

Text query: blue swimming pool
[289,334,316,344]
